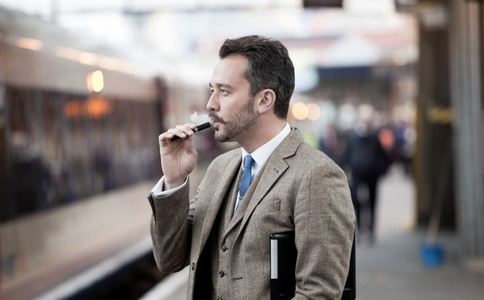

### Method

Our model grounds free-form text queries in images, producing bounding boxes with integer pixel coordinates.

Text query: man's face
[207,55,258,142]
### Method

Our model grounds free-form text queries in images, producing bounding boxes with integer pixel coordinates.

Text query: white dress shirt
[151,123,291,198]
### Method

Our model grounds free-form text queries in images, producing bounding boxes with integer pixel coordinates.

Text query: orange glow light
[292,102,309,120]
[64,100,83,117]
[307,103,321,121]
[86,96,111,117]
[64,97,111,118]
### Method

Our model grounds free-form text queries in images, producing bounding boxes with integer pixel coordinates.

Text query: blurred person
[344,105,389,244]
[378,124,398,167]
[94,144,114,191]
[10,132,51,216]
[378,125,395,154]
[148,35,355,299]
[319,123,346,167]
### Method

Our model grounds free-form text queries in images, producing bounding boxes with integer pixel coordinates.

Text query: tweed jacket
[148,128,355,299]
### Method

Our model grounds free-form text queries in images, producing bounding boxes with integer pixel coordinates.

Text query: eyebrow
[209,83,233,90]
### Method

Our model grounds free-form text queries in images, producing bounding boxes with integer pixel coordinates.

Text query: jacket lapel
[196,153,241,257]
[223,162,267,237]
[229,129,303,246]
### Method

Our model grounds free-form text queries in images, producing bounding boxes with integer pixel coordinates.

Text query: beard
[209,98,258,142]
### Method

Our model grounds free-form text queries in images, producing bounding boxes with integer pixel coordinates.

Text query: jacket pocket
[257,198,281,213]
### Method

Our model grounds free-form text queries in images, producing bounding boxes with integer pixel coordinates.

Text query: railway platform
[4,164,484,300]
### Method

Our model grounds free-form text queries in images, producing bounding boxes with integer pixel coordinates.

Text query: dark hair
[219,35,295,119]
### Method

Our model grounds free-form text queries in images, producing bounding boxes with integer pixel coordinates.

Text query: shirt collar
[241,123,291,176]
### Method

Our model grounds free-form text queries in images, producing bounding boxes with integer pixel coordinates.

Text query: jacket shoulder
[207,148,240,169]
[293,143,346,177]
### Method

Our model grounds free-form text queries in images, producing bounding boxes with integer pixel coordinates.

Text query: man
[344,106,389,245]
[148,35,355,299]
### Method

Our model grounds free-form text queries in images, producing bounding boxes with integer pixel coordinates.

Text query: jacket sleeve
[293,163,356,300]
[148,180,192,276]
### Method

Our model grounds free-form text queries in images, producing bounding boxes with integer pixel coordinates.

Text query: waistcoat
[198,163,264,300]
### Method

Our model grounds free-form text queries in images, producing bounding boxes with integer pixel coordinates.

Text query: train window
[3,87,160,222]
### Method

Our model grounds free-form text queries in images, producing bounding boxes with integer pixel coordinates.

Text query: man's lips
[209,116,224,129]
[209,113,224,124]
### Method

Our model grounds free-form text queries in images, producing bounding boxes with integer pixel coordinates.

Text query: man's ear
[256,89,276,114]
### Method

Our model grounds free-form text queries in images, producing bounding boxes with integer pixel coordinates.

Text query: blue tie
[236,155,255,210]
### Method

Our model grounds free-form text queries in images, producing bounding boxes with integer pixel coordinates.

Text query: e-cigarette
[170,122,212,141]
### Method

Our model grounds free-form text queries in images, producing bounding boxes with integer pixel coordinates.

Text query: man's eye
[221,90,229,95]
[209,89,214,94]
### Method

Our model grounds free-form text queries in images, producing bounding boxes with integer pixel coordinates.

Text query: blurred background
[0,0,483,299]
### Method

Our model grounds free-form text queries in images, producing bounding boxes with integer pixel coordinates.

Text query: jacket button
[191,262,196,271]
[219,270,225,278]
[221,245,228,252]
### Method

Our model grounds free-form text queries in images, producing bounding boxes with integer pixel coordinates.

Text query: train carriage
[0,8,169,295]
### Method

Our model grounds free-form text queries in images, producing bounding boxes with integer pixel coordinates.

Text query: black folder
[270,231,356,300]
[270,232,297,300]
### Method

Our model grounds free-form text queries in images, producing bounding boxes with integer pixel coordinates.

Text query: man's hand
[158,123,198,189]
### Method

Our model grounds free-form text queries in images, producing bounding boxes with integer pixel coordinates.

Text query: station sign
[303,0,343,8]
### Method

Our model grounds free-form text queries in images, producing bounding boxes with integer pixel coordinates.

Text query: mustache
[209,113,225,124]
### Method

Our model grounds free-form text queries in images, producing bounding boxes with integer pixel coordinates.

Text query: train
[0,8,207,297]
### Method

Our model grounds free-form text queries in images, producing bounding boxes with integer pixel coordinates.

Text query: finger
[170,123,198,140]
[175,124,196,137]
[180,123,199,133]
[159,132,174,143]
[159,123,198,144]
[168,128,188,139]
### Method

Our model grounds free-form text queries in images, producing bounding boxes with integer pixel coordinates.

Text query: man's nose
[206,93,219,112]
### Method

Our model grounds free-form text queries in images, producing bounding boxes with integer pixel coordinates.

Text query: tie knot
[243,155,255,171]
